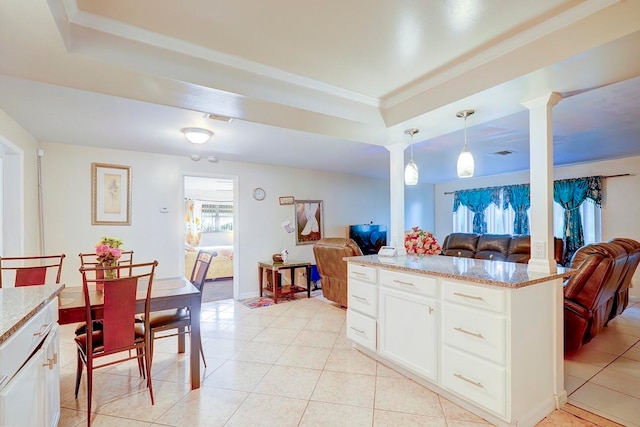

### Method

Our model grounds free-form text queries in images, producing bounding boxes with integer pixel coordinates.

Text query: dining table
[57,276,202,389]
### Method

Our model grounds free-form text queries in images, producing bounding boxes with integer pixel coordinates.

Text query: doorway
[183,175,236,302]
[0,137,24,256]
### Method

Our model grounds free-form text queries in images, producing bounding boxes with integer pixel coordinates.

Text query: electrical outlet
[533,241,545,259]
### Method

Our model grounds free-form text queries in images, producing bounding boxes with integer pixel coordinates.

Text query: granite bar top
[0,284,65,345]
[346,254,574,289]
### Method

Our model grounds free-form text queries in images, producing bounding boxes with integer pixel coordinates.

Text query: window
[201,203,234,232]
[454,198,601,244]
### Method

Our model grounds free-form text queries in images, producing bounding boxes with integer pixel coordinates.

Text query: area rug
[242,289,324,309]
[201,278,234,303]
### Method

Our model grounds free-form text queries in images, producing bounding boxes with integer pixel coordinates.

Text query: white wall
[0,110,40,257]
[39,142,390,299]
[434,156,640,295]
[405,182,435,232]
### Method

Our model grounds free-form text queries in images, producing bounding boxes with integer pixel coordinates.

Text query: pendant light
[456,109,475,178]
[404,128,419,185]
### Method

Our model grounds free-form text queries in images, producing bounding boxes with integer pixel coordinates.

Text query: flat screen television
[349,224,387,255]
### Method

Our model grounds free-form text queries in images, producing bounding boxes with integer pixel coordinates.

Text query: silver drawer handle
[33,322,53,337]
[454,373,484,388]
[453,292,483,301]
[352,271,367,277]
[351,294,368,302]
[454,327,484,339]
[393,280,415,287]
[350,326,366,335]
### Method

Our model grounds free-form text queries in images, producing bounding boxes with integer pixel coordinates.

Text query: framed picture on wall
[294,200,323,245]
[92,162,131,225]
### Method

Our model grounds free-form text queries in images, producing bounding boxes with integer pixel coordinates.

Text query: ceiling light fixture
[404,128,419,186]
[456,109,475,178]
[182,127,213,144]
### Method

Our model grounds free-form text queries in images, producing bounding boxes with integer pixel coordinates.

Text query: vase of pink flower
[404,227,441,255]
[95,237,123,288]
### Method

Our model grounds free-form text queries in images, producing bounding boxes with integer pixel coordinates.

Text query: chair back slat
[0,254,66,287]
[103,276,138,353]
[15,267,48,286]
[190,250,215,291]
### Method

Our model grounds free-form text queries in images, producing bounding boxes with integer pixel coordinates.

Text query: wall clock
[252,187,266,201]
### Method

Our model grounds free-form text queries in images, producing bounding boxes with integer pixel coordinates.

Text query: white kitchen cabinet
[379,285,438,381]
[0,299,60,427]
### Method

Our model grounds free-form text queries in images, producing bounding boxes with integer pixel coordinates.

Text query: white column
[386,143,407,255]
[522,92,562,274]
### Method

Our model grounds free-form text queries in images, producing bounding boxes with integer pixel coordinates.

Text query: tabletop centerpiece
[404,227,442,255]
[95,236,123,287]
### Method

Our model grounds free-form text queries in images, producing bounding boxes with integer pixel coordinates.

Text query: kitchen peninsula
[345,254,572,427]
[0,284,64,427]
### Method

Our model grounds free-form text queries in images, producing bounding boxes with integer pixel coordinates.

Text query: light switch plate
[533,241,545,258]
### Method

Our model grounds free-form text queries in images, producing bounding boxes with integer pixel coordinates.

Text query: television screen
[349,224,387,255]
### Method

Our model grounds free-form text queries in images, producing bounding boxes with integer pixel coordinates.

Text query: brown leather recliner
[607,238,640,320]
[563,242,628,353]
[312,238,363,307]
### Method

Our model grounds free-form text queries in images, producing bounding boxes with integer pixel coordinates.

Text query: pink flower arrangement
[95,236,123,264]
[404,227,441,255]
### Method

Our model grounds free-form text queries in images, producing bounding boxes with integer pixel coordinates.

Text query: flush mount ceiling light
[182,127,213,144]
[404,128,419,186]
[456,109,475,178]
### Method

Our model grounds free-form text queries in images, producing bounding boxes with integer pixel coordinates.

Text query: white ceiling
[1,0,640,183]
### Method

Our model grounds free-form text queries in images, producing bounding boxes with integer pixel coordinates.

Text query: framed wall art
[279,195,294,205]
[294,200,323,245]
[92,162,131,225]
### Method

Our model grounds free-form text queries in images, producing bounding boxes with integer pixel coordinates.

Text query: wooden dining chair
[74,260,158,426]
[0,254,66,287]
[78,250,134,276]
[145,250,214,367]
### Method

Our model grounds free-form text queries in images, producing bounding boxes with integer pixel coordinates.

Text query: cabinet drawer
[346,309,376,351]
[348,264,377,284]
[0,299,57,384]
[348,280,377,317]
[443,303,506,365]
[442,281,505,313]
[380,270,437,297]
[442,346,506,417]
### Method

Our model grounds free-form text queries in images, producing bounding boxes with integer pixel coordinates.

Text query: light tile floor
[58,293,630,426]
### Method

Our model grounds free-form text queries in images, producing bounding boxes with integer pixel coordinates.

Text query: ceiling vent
[493,150,514,156]
[206,113,233,122]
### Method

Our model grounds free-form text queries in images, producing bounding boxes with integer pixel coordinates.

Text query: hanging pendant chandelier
[404,128,419,185]
[456,109,475,178]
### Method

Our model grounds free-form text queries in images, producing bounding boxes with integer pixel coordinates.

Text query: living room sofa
[440,233,564,265]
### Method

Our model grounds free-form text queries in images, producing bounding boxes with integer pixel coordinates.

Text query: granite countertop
[346,254,574,289]
[0,284,65,345]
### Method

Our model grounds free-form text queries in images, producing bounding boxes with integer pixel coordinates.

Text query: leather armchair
[563,242,628,353]
[312,238,363,307]
[607,238,640,320]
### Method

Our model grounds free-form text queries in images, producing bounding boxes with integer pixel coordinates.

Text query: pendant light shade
[456,109,475,178]
[404,128,419,185]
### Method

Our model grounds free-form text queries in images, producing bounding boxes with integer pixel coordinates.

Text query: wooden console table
[258,260,311,303]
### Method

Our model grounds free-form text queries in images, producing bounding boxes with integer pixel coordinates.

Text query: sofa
[312,238,363,307]
[440,233,564,265]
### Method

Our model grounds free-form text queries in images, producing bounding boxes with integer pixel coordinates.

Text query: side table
[258,260,311,303]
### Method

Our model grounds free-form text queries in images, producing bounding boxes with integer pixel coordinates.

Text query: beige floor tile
[224,393,307,427]
[311,370,376,408]
[153,386,247,427]
[300,401,373,427]
[151,354,226,383]
[623,342,640,362]
[79,414,152,426]
[250,326,300,345]
[584,331,639,355]
[569,382,640,427]
[292,329,338,348]
[566,374,588,395]
[376,362,406,378]
[229,340,288,364]
[324,348,377,375]
[274,344,331,369]
[58,407,87,427]
[564,359,605,380]
[332,333,354,350]
[199,337,245,359]
[253,300,295,316]
[561,404,627,427]
[208,323,265,341]
[303,316,345,333]
[445,420,494,427]
[253,365,321,399]
[281,304,321,319]
[373,409,447,426]
[235,313,278,327]
[374,376,443,417]
[97,379,189,422]
[439,397,490,423]
[606,356,640,378]
[268,315,310,331]
[590,366,640,399]
[565,347,620,367]
[203,359,271,391]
